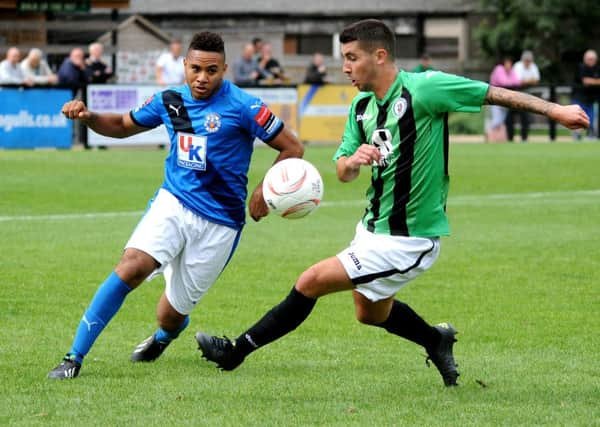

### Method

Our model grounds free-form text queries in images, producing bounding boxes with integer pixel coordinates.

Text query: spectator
[304,52,327,84]
[85,42,113,84]
[251,37,264,61]
[573,49,600,140]
[257,42,286,85]
[0,47,33,86]
[233,43,260,86]
[58,48,87,92]
[412,53,435,73]
[20,48,58,86]
[509,50,541,142]
[156,38,184,86]
[486,57,521,142]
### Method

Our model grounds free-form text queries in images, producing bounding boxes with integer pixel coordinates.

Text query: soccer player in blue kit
[48,32,304,379]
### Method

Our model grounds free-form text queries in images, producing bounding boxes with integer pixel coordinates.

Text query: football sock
[69,272,133,364]
[154,315,190,343]
[234,287,316,356]
[376,300,441,350]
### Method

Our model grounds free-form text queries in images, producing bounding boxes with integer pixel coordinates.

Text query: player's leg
[131,292,190,362]
[196,256,353,370]
[342,225,458,386]
[48,248,159,379]
[134,213,240,362]
[49,189,182,379]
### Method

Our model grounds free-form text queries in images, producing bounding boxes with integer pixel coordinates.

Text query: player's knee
[295,266,322,298]
[115,249,158,286]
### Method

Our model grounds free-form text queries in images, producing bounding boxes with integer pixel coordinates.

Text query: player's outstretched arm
[61,100,148,138]
[248,126,304,221]
[336,144,381,183]
[485,86,590,130]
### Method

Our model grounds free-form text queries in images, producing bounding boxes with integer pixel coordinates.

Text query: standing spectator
[233,43,260,87]
[257,42,286,85]
[412,53,435,73]
[0,47,33,86]
[486,57,521,142]
[573,49,600,139]
[304,52,328,85]
[58,48,87,92]
[85,42,113,84]
[20,48,58,86]
[156,38,184,86]
[510,50,541,142]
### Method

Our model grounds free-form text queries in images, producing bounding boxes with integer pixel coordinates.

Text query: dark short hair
[339,19,396,59]
[188,32,225,58]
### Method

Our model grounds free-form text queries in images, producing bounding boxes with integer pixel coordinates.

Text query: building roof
[124,0,477,15]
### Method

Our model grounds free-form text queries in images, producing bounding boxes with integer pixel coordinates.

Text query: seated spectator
[257,42,287,85]
[304,52,327,84]
[233,43,260,87]
[412,53,435,73]
[156,38,184,86]
[20,48,58,86]
[251,37,264,61]
[58,48,87,92]
[85,42,113,84]
[0,47,33,86]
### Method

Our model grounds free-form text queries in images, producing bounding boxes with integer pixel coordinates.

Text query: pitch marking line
[1,189,599,222]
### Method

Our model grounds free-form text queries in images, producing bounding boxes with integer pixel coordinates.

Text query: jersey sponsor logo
[203,112,221,133]
[356,112,374,122]
[392,98,408,119]
[371,128,393,168]
[254,104,280,135]
[177,132,207,171]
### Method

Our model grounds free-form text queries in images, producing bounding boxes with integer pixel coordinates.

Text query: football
[262,158,324,219]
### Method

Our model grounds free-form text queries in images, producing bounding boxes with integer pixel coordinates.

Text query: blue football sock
[69,272,132,364]
[154,315,190,343]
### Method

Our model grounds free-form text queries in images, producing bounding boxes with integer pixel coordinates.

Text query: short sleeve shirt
[131,80,283,229]
[334,70,489,237]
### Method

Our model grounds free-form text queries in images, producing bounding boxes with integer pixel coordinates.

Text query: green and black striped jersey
[334,70,488,237]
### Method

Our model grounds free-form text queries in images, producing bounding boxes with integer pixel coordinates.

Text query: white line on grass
[1,189,599,222]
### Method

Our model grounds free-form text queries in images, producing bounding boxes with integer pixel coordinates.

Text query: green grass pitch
[0,142,599,426]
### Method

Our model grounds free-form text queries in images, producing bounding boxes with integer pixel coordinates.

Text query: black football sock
[234,287,317,357]
[376,300,441,350]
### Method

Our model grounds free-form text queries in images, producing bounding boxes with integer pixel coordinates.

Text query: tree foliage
[474,0,600,82]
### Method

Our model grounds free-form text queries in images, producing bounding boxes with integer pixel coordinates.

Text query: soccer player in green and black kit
[196,19,590,386]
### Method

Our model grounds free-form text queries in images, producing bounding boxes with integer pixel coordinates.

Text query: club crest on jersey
[177,132,207,171]
[392,98,408,119]
[204,112,221,133]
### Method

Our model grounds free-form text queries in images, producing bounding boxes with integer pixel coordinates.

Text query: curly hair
[339,19,395,60]
[188,32,225,59]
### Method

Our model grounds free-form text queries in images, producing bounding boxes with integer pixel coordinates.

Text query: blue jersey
[130,80,283,229]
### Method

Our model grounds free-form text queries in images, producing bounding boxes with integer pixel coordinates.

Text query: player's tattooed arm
[485,86,590,130]
[485,86,556,116]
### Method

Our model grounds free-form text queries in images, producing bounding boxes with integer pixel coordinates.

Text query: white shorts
[126,189,240,315]
[336,222,440,302]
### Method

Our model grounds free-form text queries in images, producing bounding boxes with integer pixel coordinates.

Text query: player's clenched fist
[61,100,92,121]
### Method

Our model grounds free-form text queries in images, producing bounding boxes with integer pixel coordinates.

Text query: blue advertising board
[0,88,72,149]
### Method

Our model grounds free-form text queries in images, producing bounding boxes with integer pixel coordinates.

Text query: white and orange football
[262,158,324,219]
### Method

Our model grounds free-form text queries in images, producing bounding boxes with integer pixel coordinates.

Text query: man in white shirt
[156,38,185,86]
[510,50,541,142]
[0,47,33,86]
[21,48,58,86]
